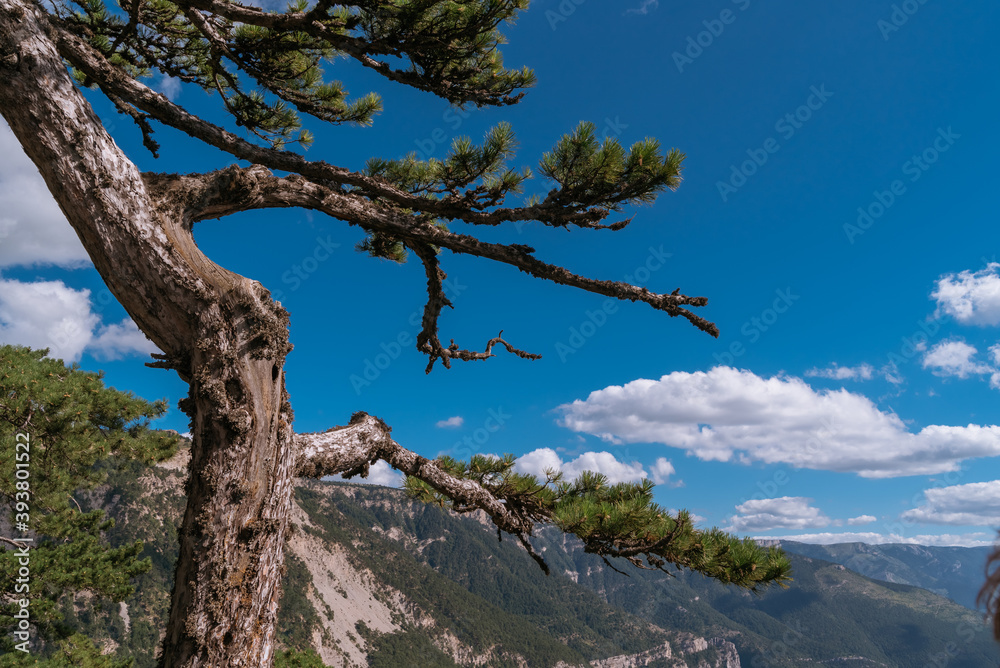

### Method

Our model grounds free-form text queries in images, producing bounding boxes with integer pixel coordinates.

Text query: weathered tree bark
[0,1,296,665]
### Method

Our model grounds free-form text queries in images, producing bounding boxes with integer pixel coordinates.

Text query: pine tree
[0,2,790,666]
[0,345,180,664]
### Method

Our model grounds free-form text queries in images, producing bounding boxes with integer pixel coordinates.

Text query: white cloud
[901,480,1000,526]
[847,515,877,526]
[436,416,464,429]
[89,319,159,360]
[0,277,159,362]
[650,457,675,485]
[727,497,831,532]
[514,447,647,484]
[757,532,993,548]
[0,122,89,269]
[932,263,1000,326]
[805,363,874,381]
[557,366,1000,478]
[326,460,403,488]
[0,278,98,361]
[921,339,993,378]
[626,0,658,15]
[881,361,904,385]
[155,74,182,102]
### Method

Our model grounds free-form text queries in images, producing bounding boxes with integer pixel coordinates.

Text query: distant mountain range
[33,449,1000,667]
[775,541,992,611]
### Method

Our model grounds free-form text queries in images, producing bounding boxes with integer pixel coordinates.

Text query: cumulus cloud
[805,363,874,381]
[514,447,647,484]
[557,366,1000,478]
[901,481,1000,526]
[0,122,89,269]
[727,497,831,533]
[0,277,158,362]
[436,416,464,429]
[932,263,1000,326]
[155,74,182,102]
[89,319,159,360]
[921,339,993,378]
[326,461,403,488]
[650,457,675,485]
[847,515,877,526]
[757,532,993,548]
[0,278,98,361]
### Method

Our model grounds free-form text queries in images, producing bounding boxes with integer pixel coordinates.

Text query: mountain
[533,526,999,667]
[28,449,1000,667]
[775,541,993,611]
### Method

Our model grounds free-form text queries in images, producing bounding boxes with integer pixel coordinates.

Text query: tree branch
[408,241,543,371]
[171,0,528,107]
[50,20,667,232]
[143,167,719,338]
[293,412,534,538]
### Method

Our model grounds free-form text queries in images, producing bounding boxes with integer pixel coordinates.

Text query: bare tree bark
[1,2,296,665]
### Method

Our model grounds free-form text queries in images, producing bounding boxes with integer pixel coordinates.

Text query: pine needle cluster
[405,453,791,591]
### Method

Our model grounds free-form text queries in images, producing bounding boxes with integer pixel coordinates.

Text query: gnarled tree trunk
[0,1,296,664]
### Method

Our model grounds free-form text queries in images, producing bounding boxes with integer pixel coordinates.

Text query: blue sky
[2,0,1000,546]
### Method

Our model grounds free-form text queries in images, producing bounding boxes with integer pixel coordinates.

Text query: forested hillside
[18,447,1000,668]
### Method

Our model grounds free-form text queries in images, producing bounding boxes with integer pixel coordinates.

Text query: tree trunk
[0,1,296,665]
[163,319,296,668]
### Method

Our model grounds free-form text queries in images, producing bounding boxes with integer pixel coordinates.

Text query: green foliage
[0,345,179,654]
[273,647,328,668]
[405,454,791,591]
[0,633,133,667]
[365,628,460,668]
[276,552,320,650]
[539,122,685,209]
[54,0,534,148]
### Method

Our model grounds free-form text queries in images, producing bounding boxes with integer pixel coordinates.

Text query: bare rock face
[588,640,672,667]
[707,638,742,668]
[588,634,741,668]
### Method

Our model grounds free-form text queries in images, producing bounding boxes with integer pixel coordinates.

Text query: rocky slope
[45,450,1000,667]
